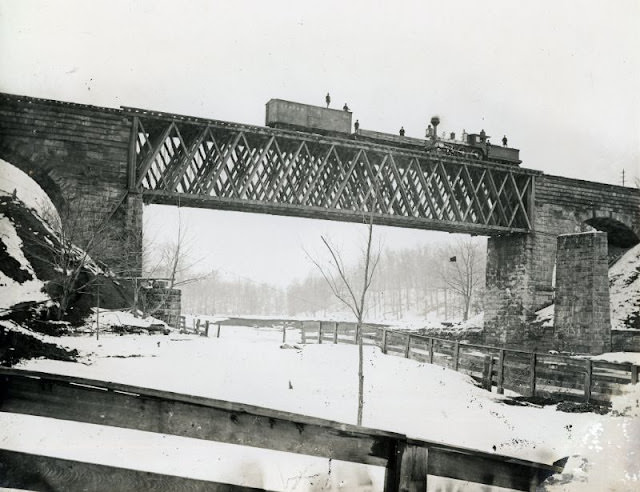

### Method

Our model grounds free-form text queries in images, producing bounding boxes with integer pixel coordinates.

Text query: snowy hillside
[609,243,640,330]
[0,212,50,309]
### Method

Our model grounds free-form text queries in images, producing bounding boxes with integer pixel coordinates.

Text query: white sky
[1,0,639,285]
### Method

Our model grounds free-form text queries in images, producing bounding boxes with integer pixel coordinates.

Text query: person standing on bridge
[343,103,350,112]
[399,126,405,136]
[354,119,360,133]
[502,135,508,147]
[325,93,331,108]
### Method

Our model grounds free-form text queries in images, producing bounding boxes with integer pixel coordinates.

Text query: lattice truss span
[129,113,536,234]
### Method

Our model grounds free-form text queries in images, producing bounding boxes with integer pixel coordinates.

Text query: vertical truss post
[127,116,139,191]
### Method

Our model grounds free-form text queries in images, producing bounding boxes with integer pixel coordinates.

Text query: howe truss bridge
[126,107,539,235]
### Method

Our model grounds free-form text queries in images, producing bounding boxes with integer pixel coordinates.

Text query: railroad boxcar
[265,99,352,134]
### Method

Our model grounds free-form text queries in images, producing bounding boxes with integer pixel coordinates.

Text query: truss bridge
[126,107,538,235]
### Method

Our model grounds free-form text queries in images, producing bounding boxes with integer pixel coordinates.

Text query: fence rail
[187,317,639,405]
[0,368,563,491]
[293,322,639,404]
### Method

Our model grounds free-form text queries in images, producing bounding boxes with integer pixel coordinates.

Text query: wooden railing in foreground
[0,368,563,491]
[294,321,640,404]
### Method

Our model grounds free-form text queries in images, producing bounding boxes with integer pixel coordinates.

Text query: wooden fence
[184,316,639,403]
[0,368,563,491]
[293,321,639,404]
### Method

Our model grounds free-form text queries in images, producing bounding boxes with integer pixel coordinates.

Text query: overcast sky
[2,1,639,285]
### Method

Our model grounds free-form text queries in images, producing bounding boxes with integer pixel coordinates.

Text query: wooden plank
[0,368,563,491]
[0,370,396,468]
[382,329,388,354]
[632,365,639,384]
[404,334,411,358]
[453,342,460,372]
[529,352,537,397]
[0,450,264,492]
[428,338,434,364]
[425,445,558,492]
[397,444,428,492]
[584,359,592,402]
[333,322,338,344]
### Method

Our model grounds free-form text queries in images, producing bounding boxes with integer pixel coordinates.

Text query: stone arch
[584,217,639,247]
[0,153,67,215]
[583,216,639,264]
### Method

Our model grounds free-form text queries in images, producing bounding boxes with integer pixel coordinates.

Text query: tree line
[180,237,486,322]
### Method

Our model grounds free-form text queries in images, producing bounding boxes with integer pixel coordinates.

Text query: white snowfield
[0,326,637,491]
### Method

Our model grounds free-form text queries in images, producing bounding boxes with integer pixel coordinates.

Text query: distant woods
[180,237,486,322]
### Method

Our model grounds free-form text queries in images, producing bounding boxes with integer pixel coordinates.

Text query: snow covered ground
[1,325,638,491]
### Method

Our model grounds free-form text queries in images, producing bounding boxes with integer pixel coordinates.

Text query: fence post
[497,349,505,395]
[301,322,306,344]
[428,338,434,364]
[453,342,460,372]
[483,355,494,391]
[318,321,323,344]
[584,359,593,402]
[404,334,411,358]
[216,323,221,338]
[204,320,210,337]
[382,329,388,354]
[282,325,287,344]
[529,352,537,397]
[632,365,639,384]
[333,322,338,344]
[385,441,428,492]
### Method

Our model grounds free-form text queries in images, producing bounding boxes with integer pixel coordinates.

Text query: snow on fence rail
[0,367,563,491]
[187,317,639,404]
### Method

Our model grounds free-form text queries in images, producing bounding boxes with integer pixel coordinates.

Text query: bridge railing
[0,367,563,491]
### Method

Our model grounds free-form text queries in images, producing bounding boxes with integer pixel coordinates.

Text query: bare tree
[138,210,210,319]
[438,237,486,321]
[306,206,380,426]
[32,197,128,320]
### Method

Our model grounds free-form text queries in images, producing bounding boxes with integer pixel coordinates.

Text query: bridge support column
[484,233,555,347]
[122,192,143,277]
[553,232,611,354]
